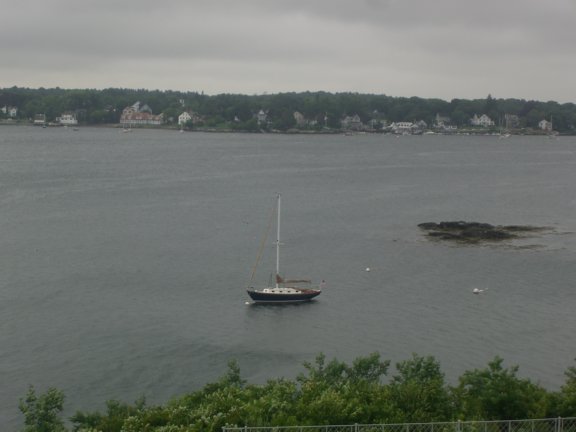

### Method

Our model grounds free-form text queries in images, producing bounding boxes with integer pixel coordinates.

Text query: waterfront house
[33,114,46,125]
[58,112,78,125]
[120,102,163,127]
[293,111,307,127]
[178,111,192,126]
[470,114,495,127]
[539,119,553,131]
[178,111,202,126]
[256,109,268,125]
[341,114,364,131]
[443,125,458,132]
[1,105,18,118]
[434,113,457,132]
[121,111,164,126]
[390,121,415,134]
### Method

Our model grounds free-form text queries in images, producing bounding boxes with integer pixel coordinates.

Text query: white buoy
[365,267,371,272]
[472,288,486,294]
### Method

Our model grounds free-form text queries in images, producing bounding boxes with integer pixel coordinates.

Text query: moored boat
[246,194,323,304]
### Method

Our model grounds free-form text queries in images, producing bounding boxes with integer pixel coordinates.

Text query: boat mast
[276,193,281,288]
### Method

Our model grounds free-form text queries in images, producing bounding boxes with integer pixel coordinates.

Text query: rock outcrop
[418,221,546,243]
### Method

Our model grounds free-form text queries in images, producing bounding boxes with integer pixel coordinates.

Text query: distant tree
[184,119,195,130]
[204,114,226,128]
[450,108,469,126]
[162,106,182,124]
[88,109,115,124]
[484,94,499,120]
[325,110,341,129]
[234,118,260,132]
[525,108,546,128]
[271,110,296,131]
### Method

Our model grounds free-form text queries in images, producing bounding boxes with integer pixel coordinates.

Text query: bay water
[1,126,576,428]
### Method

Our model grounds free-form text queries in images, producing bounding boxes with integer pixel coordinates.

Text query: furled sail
[276,274,311,284]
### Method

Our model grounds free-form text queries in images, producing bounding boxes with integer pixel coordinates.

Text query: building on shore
[470,114,495,127]
[33,114,46,126]
[120,101,163,127]
[1,105,18,118]
[390,121,415,134]
[58,113,78,125]
[504,113,520,129]
[539,119,553,131]
[340,114,364,131]
[178,111,203,126]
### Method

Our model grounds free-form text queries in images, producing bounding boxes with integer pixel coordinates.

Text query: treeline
[2,87,576,132]
[19,353,576,432]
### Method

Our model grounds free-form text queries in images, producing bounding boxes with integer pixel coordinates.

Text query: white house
[293,111,307,127]
[59,113,78,125]
[178,111,192,126]
[1,105,18,117]
[340,114,363,131]
[471,114,495,127]
[539,119,553,131]
[390,122,414,133]
[256,109,268,125]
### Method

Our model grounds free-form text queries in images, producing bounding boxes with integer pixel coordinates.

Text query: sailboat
[548,115,558,139]
[498,116,510,139]
[247,194,323,304]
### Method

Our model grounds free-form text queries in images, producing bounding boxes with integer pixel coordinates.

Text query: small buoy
[245,301,251,305]
[365,267,371,272]
[472,288,484,294]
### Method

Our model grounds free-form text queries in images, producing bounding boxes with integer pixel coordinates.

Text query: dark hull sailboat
[247,287,321,303]
[246,194,323,304]
[247,275,322,304]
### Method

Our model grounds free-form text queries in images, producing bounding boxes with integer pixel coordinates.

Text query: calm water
[1,126,576,428]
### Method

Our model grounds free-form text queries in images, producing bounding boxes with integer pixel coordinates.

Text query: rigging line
[249,198,277,284]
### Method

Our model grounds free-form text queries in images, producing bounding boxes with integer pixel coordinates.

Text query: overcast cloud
[1,0,575,102]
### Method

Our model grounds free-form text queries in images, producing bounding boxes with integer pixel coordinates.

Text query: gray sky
[2,0,575,103]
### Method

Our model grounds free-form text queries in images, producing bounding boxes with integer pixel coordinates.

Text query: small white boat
[472,288,488,294]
